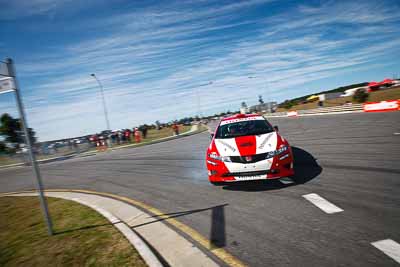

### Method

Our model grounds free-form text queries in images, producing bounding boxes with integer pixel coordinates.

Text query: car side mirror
[210,133,214,139]
[273,126,279,132]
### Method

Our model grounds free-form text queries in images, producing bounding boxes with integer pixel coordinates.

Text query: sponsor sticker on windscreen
[220,116,264,126]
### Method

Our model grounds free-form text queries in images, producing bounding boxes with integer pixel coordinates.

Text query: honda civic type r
[206,114,294,185]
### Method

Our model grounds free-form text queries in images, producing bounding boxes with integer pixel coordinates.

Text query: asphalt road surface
[1,112,400,266]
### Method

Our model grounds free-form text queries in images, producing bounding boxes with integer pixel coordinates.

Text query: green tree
[353,89,369,103]
[0,113,36,150]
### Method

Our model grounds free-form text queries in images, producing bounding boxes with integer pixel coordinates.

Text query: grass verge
[0,196,147,267]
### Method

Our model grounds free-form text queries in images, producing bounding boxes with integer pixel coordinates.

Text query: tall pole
[90,74,111,132]
[6,58,53,235]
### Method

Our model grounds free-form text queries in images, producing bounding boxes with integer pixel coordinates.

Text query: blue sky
[0,0,399,141]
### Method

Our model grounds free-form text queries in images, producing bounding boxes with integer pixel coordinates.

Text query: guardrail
[263,104,364,117]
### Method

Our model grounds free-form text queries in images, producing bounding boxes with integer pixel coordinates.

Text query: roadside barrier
[287,111,298,117]
[264,104,364,117]
[300,104,363,114]
[363,100,400,112]
[264,100,399,118]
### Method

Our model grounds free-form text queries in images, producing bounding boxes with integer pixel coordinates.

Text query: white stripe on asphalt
[302,193,344,214]
[371,239,400,264]
[394,132,400,135]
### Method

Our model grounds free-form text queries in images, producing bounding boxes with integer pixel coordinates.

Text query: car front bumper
[206,152,294,183]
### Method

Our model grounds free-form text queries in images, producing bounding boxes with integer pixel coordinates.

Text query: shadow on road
[222,146,322,192]
[133,204,228,225]
[210,204,226,248]
[132,204,229,248]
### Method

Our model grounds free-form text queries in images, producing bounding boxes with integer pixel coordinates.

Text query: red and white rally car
[206,113,294,185]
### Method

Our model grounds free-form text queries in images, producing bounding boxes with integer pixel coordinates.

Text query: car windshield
[215,119,274,139]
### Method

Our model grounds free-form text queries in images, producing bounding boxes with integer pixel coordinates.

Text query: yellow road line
[1,188,247,267]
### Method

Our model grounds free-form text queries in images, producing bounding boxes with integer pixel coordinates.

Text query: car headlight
[276,145,288,155]
[265,151,276,159]
[208,153,232,162]
[222,156,232,162]
[265,145,289,159]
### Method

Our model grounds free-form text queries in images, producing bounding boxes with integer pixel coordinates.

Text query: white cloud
[2,0,400,140]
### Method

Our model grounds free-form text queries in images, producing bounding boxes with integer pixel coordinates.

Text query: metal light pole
[1,58,53,235]
[90,73,111,133]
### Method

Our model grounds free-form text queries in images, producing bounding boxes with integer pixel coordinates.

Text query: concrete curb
[1,191,222,267]
[0,162,24,170]
[70,197,163,267]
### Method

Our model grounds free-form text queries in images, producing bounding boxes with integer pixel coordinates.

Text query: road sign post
[3,58,54,235]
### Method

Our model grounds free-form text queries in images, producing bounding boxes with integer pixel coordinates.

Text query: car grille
[229,152,268,163]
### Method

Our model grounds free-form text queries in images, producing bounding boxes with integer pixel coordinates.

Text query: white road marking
[371,239,400,264]
[302,193,344,214]
[394,132,400,135]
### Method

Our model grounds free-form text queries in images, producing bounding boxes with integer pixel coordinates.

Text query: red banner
[363,100,400,112]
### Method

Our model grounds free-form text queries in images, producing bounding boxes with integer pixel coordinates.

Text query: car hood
[213,132,278,157]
